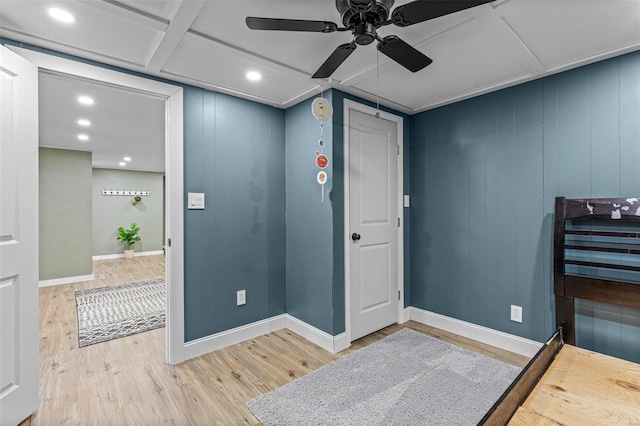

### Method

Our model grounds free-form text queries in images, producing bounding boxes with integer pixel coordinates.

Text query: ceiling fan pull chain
[375,48,381,118]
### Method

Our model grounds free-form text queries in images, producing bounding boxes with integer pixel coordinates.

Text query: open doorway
[38,69,168,347]
[9,46,185,364]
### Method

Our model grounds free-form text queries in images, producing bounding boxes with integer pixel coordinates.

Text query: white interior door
[0,45,39,426]
[349,109,399,341]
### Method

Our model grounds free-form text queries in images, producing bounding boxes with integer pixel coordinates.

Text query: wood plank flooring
[515,345,640,425]
[35,255,529,425]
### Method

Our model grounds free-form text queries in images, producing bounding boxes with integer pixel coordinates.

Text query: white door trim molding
[343,99,404,346]
[9,46,186,365]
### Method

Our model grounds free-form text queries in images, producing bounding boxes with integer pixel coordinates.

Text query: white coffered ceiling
[2,0,640,114]
[38,71,166,173]
[2,1,640,172]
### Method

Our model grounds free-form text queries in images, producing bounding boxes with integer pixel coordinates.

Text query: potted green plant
[117,222,141,258]
[131,195,142,205]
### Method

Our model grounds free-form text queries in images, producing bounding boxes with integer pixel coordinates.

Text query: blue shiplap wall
[285,89,410,335]
[284,93,336,334]
[410,51,640,361]
[184,88,286,341]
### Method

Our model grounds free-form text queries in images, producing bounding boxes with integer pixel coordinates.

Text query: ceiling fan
[246,0,494,79]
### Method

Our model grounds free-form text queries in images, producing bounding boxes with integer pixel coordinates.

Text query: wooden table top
[509,344,640,425]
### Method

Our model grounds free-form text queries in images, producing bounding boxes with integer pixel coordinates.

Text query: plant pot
[124,249,134,259]
[131,199,139,205]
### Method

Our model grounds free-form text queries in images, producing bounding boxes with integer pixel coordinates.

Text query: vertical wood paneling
[409,51,640,360]
[450,103,471,321]
[467,97,488,326]
[427,107,453,314]
[483,94,501,331]
[542,75,559,336]
[589,60,620,197]
[557,67,591,197]
[495,91,517,334]
[513,81,544,341]
[621,305,640,362]
[409,113,430,308]
[184,89,286,341]
[619,54,640,196]
[285,95,334,334]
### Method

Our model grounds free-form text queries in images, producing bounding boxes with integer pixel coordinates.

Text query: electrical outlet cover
[237,290,246,306]
[510,305,522,323]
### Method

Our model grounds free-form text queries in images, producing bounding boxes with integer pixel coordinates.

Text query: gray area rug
[248,328,520,425]
[75,278,165,347]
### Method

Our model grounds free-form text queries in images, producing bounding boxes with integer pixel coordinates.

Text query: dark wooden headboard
[554,196,640,344]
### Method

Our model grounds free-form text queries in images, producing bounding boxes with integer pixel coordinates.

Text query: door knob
[351,233,361,242]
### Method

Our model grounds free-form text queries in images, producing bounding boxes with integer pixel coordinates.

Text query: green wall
[39,147,92,281]
[92,168,164,256]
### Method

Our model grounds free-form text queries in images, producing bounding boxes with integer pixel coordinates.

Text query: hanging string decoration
[311,97,333,202]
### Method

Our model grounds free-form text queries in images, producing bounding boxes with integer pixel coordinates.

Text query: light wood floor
[35,255,529,425]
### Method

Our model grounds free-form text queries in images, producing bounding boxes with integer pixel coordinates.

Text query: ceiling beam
[77,0,169,31]
[476,3,546,77]
[145,0,207,72]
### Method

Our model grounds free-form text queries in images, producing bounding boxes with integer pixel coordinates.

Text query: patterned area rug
[75,278,165,347]
[248,328,521,426]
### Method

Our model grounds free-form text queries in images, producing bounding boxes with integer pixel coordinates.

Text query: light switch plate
[187,192,205,210]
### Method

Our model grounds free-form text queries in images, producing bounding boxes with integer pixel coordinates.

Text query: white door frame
[343,99,404,345]
[8,47,186,365]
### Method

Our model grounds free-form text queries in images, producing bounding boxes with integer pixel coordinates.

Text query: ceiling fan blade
[377,36,433,72]
[246,17,338,33]
[391,0,494,27]
[312,42,357,79]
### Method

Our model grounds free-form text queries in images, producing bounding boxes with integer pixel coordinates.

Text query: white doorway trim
[343,99,404,346]
[8,46,185,365]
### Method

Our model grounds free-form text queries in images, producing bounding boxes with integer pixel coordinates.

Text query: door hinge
[397,217,400,227]
[167,238,172,247]
[397,145,400,155]
[398,290,401,301]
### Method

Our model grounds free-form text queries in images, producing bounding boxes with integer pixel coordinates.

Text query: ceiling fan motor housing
[336,0,394,31]
[248,0,491,78]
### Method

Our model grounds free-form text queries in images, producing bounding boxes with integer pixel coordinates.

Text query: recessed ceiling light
[48,8,76,24]
[246,71,261,81]
[77,134,89,141]
[123,156,131,162]
[119,162,126,166]
[78,119,91,126]
[78,96,94,105]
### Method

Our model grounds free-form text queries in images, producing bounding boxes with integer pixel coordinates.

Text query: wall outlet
[237,290,246,306]
[510,305,522,323]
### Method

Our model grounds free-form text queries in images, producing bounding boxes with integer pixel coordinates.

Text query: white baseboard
[92,250,164,260]
[181,308,541,363]
[39,274,94,287]
[184,315,287,361]
[285,315,348,354]
[409,307,542,358]
[182,314,350,361]
[400,307,411,324]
